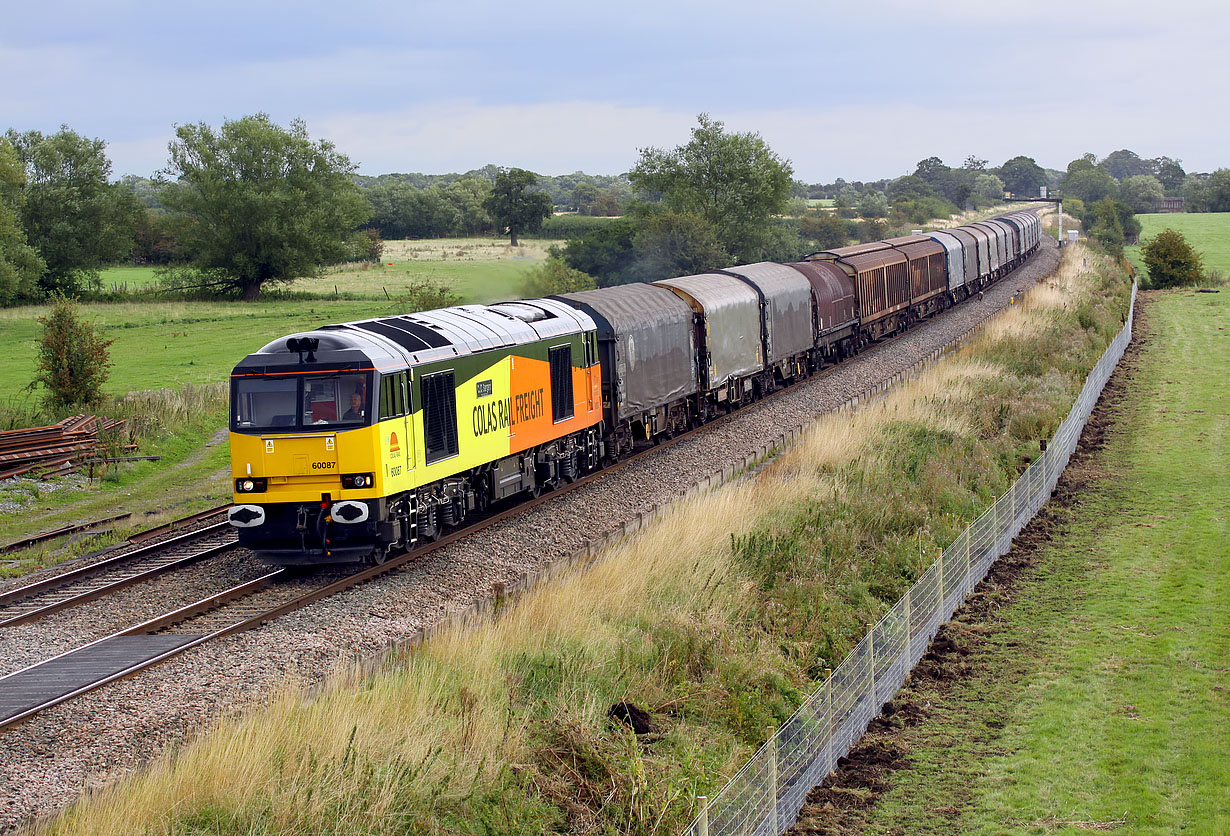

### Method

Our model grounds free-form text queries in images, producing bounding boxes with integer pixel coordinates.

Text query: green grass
[808,199,836,208]
[0,299,401,396]
[859,288,1229,835]
[0,238,559,399]
[98,264,161,290]
[1126,212,1230,281]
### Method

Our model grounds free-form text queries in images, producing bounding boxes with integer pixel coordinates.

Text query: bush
[1141,229,1204,288]
[518,257,596,297]
[798,212,850,250]
[33,294,113,413]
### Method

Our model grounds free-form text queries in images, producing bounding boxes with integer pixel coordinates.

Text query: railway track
[0,512,235,628]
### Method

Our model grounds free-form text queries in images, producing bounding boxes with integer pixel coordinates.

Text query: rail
[686,279,1138,836]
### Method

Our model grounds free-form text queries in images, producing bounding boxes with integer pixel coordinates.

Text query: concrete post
[697,797,709,836]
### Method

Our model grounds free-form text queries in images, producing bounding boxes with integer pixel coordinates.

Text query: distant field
[807,198,835,208]
[0,299,404,396]
[1126,212,1230,279]
[98,265,159,290]
[296,238,558,303]
[3,238,558,399]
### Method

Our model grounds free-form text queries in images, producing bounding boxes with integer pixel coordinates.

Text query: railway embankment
[790,285,1228,835]
[2,238,1081,834]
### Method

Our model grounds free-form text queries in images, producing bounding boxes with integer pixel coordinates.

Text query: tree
[856,190,889,219]
[1184,169,1230,213]
[629,113,793,262]
[158,114,369,300]
[556,218,639,286]
[443,178,493,234]
[1062,163,1118,204]
[886,175,933,202]
[972,173,1005,207]
[799,211,849,250]
[834,184,860,219]
[1119,175,1165,214]
[1084,198,1140,255]
[630,211,730,280]
[518,257,596,297]
[33,294,112,412]
[0,138,46,305]
[997,155,1046,196]
[571,181,600,213]
[1150,157,1186,194]
[483,168,553,246]
[1099,149,1152,180]
[5,127,141,296]
[1142,229,1203,288]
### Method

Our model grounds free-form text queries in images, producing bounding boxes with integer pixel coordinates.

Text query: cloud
[6,0,1228,180]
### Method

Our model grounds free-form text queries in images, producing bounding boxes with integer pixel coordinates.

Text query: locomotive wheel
[369,546,388,566]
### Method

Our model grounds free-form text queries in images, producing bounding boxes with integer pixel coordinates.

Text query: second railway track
[0,515,236,627]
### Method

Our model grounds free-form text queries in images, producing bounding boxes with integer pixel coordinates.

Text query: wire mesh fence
[688,281,1138,836]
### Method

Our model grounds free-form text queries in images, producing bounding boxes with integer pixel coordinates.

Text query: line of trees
[5,115,1230,306]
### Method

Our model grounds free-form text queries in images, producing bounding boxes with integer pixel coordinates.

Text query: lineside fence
[688,280,1138,836]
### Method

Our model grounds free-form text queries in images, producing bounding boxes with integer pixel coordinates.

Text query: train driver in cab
[342,391,365,422]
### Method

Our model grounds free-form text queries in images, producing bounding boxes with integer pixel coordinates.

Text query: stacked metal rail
[688,280,1138,836]
[0,415,128,480]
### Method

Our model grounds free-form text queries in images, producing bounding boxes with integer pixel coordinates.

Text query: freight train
[227,211,1041,565]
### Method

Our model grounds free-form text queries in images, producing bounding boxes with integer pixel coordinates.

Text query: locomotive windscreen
[232,372,371,431]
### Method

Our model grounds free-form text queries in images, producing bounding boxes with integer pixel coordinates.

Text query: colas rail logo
[389,431,401,454]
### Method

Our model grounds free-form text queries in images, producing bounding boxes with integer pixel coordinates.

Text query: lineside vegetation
[40,243,1132,836]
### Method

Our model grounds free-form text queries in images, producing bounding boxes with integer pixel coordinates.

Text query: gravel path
[0,238,1060,833]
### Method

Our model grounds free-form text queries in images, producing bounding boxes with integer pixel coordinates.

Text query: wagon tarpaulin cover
[653,273,763,389]
[721,261,814,363]
[557,284,697,423]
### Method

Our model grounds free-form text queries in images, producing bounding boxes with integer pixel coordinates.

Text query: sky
[3,0,1226,183]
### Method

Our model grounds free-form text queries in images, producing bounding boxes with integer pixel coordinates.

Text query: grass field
[1126,212,1230,281]
[2,238,557,399]
[852,289,1229,835]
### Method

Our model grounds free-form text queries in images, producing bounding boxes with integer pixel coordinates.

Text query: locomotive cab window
[231,372,370,431]
[422,371,459,463]
[233,377,297,430]
[549,345,573,422]
[379,371,408,419]
[304,373,369,426]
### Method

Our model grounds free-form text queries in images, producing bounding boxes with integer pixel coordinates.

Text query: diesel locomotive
[228,211,1041,565]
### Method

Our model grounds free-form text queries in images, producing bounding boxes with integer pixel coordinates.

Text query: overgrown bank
[40,244,1132,836]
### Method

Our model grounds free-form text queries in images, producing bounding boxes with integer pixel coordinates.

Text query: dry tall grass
[43,252,1111,836]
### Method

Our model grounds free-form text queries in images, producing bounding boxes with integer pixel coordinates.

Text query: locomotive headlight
[241,479,255,492]
[235,477,267,493]
[342,473,374,489]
